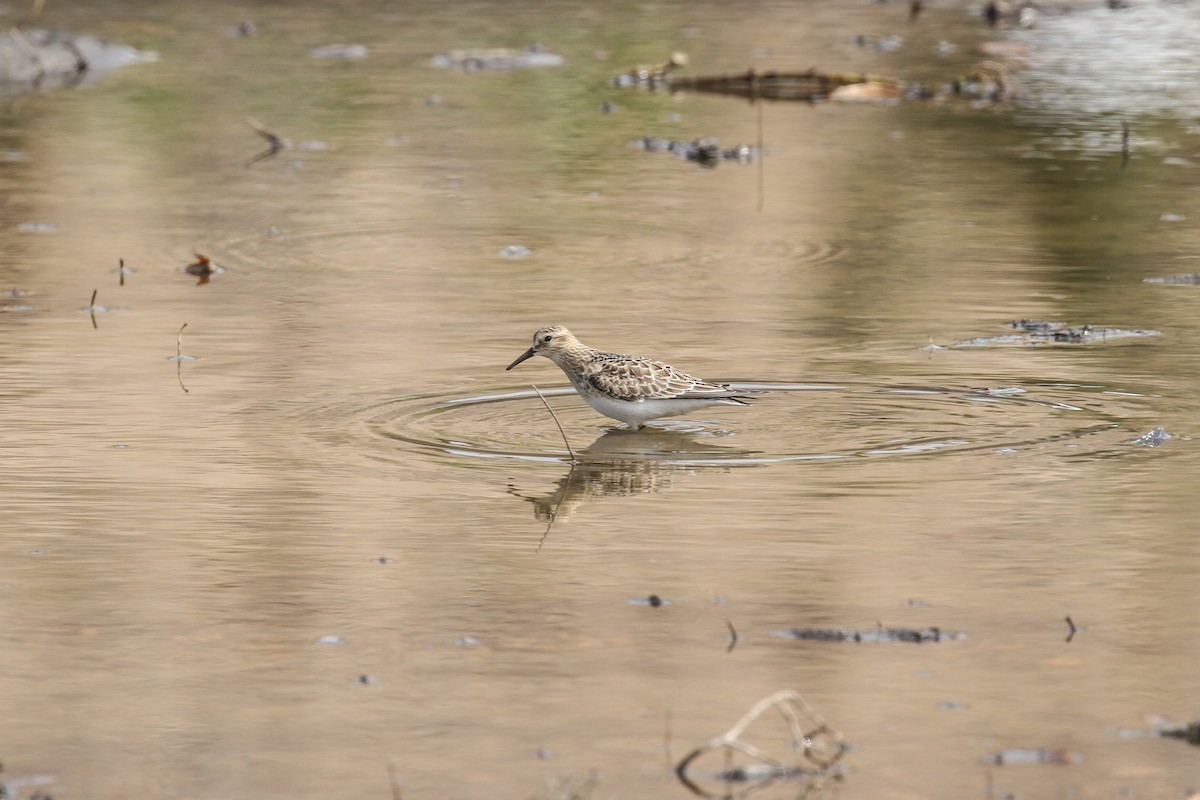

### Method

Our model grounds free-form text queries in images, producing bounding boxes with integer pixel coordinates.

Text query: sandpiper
[506,325,764,429]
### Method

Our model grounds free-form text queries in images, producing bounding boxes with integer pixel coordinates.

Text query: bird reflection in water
[508,425,755,547]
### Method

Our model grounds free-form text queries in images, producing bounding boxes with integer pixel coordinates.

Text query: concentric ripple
[335,381,1151,468]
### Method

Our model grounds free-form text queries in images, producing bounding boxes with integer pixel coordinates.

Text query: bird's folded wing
[587,357,728,401]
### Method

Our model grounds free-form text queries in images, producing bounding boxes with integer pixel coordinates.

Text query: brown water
[2,1,1199,798]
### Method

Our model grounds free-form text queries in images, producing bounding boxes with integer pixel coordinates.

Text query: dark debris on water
[772,625,965,643]
[1155,719,1200,745]
[632,136,757,167]
[985,747,1083,766]
[949,320,1159,347]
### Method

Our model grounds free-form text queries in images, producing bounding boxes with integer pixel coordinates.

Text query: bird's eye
[542,335,553,343]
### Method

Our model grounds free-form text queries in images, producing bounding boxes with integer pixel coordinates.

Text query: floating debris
[971,386,1027,396]
[1145,272,1200,285]
[1154,718,1200,745]
[370,556,395,565]
[676,690,848,799]
[631,136,757,167]
[245,117,291,167]
[629,594,669,607]
[310,43,367,59]
[851,34,904,53]
[1032,326,1158,344]
[773,624,964,643]
[1010,319,1060,331]
[430,44,563,71]
[16,222,57,233]
[670,68,893,102]
[612,56,1008,106]
[1127,427,1173,448]
[1159,212,1186,222]
[949,321,1158,347]
[356,674,380,685]
[609,52,688,87]
[181,253,224,285]
[985,748,1082,766]
[455,635,480,647]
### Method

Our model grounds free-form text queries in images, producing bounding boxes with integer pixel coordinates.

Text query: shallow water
[2,1,1199,799]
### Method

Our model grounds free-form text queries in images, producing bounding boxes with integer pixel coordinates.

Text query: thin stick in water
[386,762,402,800]
[756,97,765,213]
[119,257,125,287]
[1064,615,1077,643]
[176,323,190,394]
[726,619,739,654]
[1120,120,1131,170]
[88,288,98,329]
[531,384,575,462]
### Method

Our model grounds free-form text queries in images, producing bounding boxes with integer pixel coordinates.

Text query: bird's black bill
[506,347,536,370]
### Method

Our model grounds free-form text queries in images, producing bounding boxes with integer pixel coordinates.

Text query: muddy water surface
[1,1,1199,799]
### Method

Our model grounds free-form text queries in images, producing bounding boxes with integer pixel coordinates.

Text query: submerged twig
[1064,615,1077,643]
[531,384,576,462]
[726,620,739,654]
[755,98,764,213]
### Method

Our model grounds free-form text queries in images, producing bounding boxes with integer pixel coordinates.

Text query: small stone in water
[315,635,345,645]
[500,245,530,259]
[310,43,367,59]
